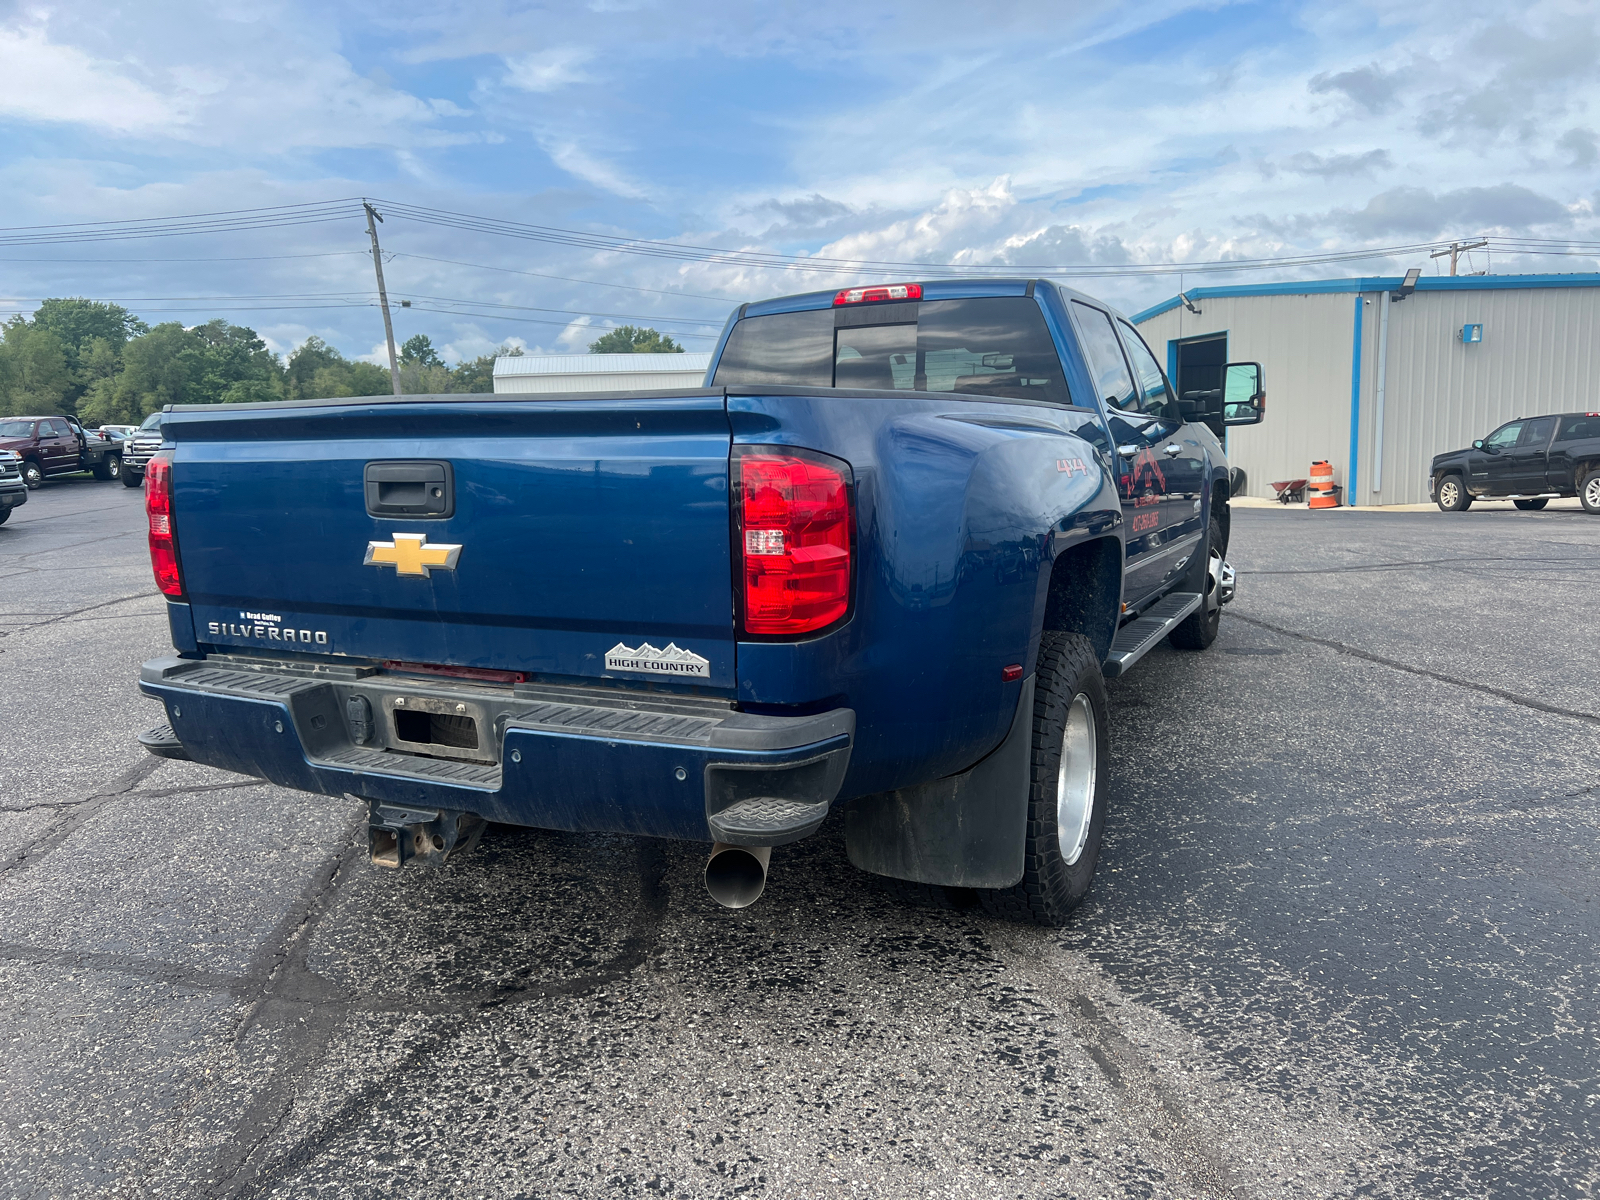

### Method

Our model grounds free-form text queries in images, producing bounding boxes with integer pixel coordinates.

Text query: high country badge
[364,532,462,578]
[604,642,711,678]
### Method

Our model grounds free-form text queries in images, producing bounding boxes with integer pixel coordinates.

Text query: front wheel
[21,462,42,489]
[1581,470,1600,515]
[978,631,1109,927]
[1513,498,1548,511]
[121,468,143,488]
[0,507,10,525]
[1435,474,1471,512]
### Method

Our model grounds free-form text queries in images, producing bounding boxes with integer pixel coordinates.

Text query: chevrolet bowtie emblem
[364,532,462,578]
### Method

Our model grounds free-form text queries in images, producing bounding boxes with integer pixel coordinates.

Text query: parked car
[0,415,123,488]
[120,413,165,487]
[1431,412,1600,513]
[0,450,27,524]
[99,424,139,440]
[136,277,1265,925]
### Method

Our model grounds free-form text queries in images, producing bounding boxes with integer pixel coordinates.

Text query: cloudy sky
[1,0,1597,363]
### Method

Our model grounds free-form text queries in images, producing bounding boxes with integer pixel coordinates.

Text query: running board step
[1102,592,1201,679]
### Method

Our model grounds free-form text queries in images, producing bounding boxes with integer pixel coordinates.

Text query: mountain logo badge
[603,642,711,679]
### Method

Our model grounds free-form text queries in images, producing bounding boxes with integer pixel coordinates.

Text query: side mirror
[1472,439,1485,450]
[1221,362,1265,426]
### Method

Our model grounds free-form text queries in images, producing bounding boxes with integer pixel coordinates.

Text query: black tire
[1435,473,1471,512]
[121,468,143,488]
[0,508,10,525]
[1168,515,1225,651]
[1581,470,1600,515]
[1513,498,1548,511]
[978,631,1109,927]
[21,461,42,490]
[92,454,120,481]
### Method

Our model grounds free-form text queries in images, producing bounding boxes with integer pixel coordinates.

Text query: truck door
[1505,416,1556,493]
[1119,319,1206,559]
[1469,420,1522,494]
[40,419,75,475]
[1549,414,1600,490]
[1069,301,1178,606]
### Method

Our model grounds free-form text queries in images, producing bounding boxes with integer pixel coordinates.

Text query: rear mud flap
[844,675,1032,890]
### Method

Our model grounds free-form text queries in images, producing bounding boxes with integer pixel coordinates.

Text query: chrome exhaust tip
[704,843,771,909]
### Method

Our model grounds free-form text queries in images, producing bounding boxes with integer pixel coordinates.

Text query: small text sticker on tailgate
[604,642,711,678]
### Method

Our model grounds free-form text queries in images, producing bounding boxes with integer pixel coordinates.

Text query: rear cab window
[713,296,1073,406]
[1557,414,1600,441]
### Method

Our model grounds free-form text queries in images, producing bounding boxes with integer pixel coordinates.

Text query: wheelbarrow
[1271,478,1308,504]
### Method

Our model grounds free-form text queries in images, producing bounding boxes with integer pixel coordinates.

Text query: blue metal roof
[1130,272,1600,323]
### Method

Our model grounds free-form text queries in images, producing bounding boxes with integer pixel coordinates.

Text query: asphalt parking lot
[1,479,1596,1200]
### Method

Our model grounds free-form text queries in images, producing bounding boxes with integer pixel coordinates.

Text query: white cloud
[556,317,596,350]
[0,22,185,133]
[503,47,593,93]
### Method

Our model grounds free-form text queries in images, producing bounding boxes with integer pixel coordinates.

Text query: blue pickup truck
[137,279,1263,924]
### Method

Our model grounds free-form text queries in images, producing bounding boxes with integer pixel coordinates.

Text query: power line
[390,252,740,303]
[1,195,1597,280]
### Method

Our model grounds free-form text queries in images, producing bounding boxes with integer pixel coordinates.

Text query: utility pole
[363,201,402,396]
[1430,239,1488,277]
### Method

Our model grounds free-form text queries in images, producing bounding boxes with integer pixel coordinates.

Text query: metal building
[1132,274,1600,505]
[493,352,711,394]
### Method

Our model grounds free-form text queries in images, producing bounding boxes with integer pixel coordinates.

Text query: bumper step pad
[1103,591,1201,678]
[138,723,191,761]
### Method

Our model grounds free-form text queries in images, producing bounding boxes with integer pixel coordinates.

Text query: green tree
[112,323,198,417]
[450,344,521,393]
[588,325,683,354]
[30,298,148,412]
[400,333,444,368]
[0,319,73,417]
[185,319,283,405]
[286,337,387,400]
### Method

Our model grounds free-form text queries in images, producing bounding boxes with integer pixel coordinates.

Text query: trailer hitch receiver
[366,801,486,868]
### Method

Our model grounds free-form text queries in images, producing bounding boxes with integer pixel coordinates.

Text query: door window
[1517,417,1556,448]
[1483,422,1522,450]
[1117,321,1176,418]
[1071,303,1137,411]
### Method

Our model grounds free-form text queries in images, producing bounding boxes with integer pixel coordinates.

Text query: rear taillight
[833,283,922,306]
[734,447,854,637]
[145,454,184,598]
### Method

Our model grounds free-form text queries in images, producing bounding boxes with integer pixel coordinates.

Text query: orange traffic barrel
[1308,460,1339,508]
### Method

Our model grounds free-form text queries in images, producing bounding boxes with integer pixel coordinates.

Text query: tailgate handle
[365,460,454,519]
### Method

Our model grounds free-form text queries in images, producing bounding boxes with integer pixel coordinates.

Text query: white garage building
[493,352,712,394]
[1132,273,1600,506]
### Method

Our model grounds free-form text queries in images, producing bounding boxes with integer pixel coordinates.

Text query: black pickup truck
[1431,412,1600,513]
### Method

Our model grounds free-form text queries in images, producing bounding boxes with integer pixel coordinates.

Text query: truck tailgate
[167,395,735,687]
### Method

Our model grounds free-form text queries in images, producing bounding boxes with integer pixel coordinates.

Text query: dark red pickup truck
[0,415,124,488]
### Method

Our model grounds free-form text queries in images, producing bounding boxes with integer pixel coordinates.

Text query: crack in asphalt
[0,942,243,991]
[1230,613,1600,727]
[1242,554,1600,576]
[0,756,162,877]
[199,837,670,1199]
[0,589,156,638]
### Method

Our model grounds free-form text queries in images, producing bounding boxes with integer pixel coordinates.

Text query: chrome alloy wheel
[1439,477,1461,508]
[1586,475,1600,510]
[1056,693,1098,866]
[1204,546,1234,612]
